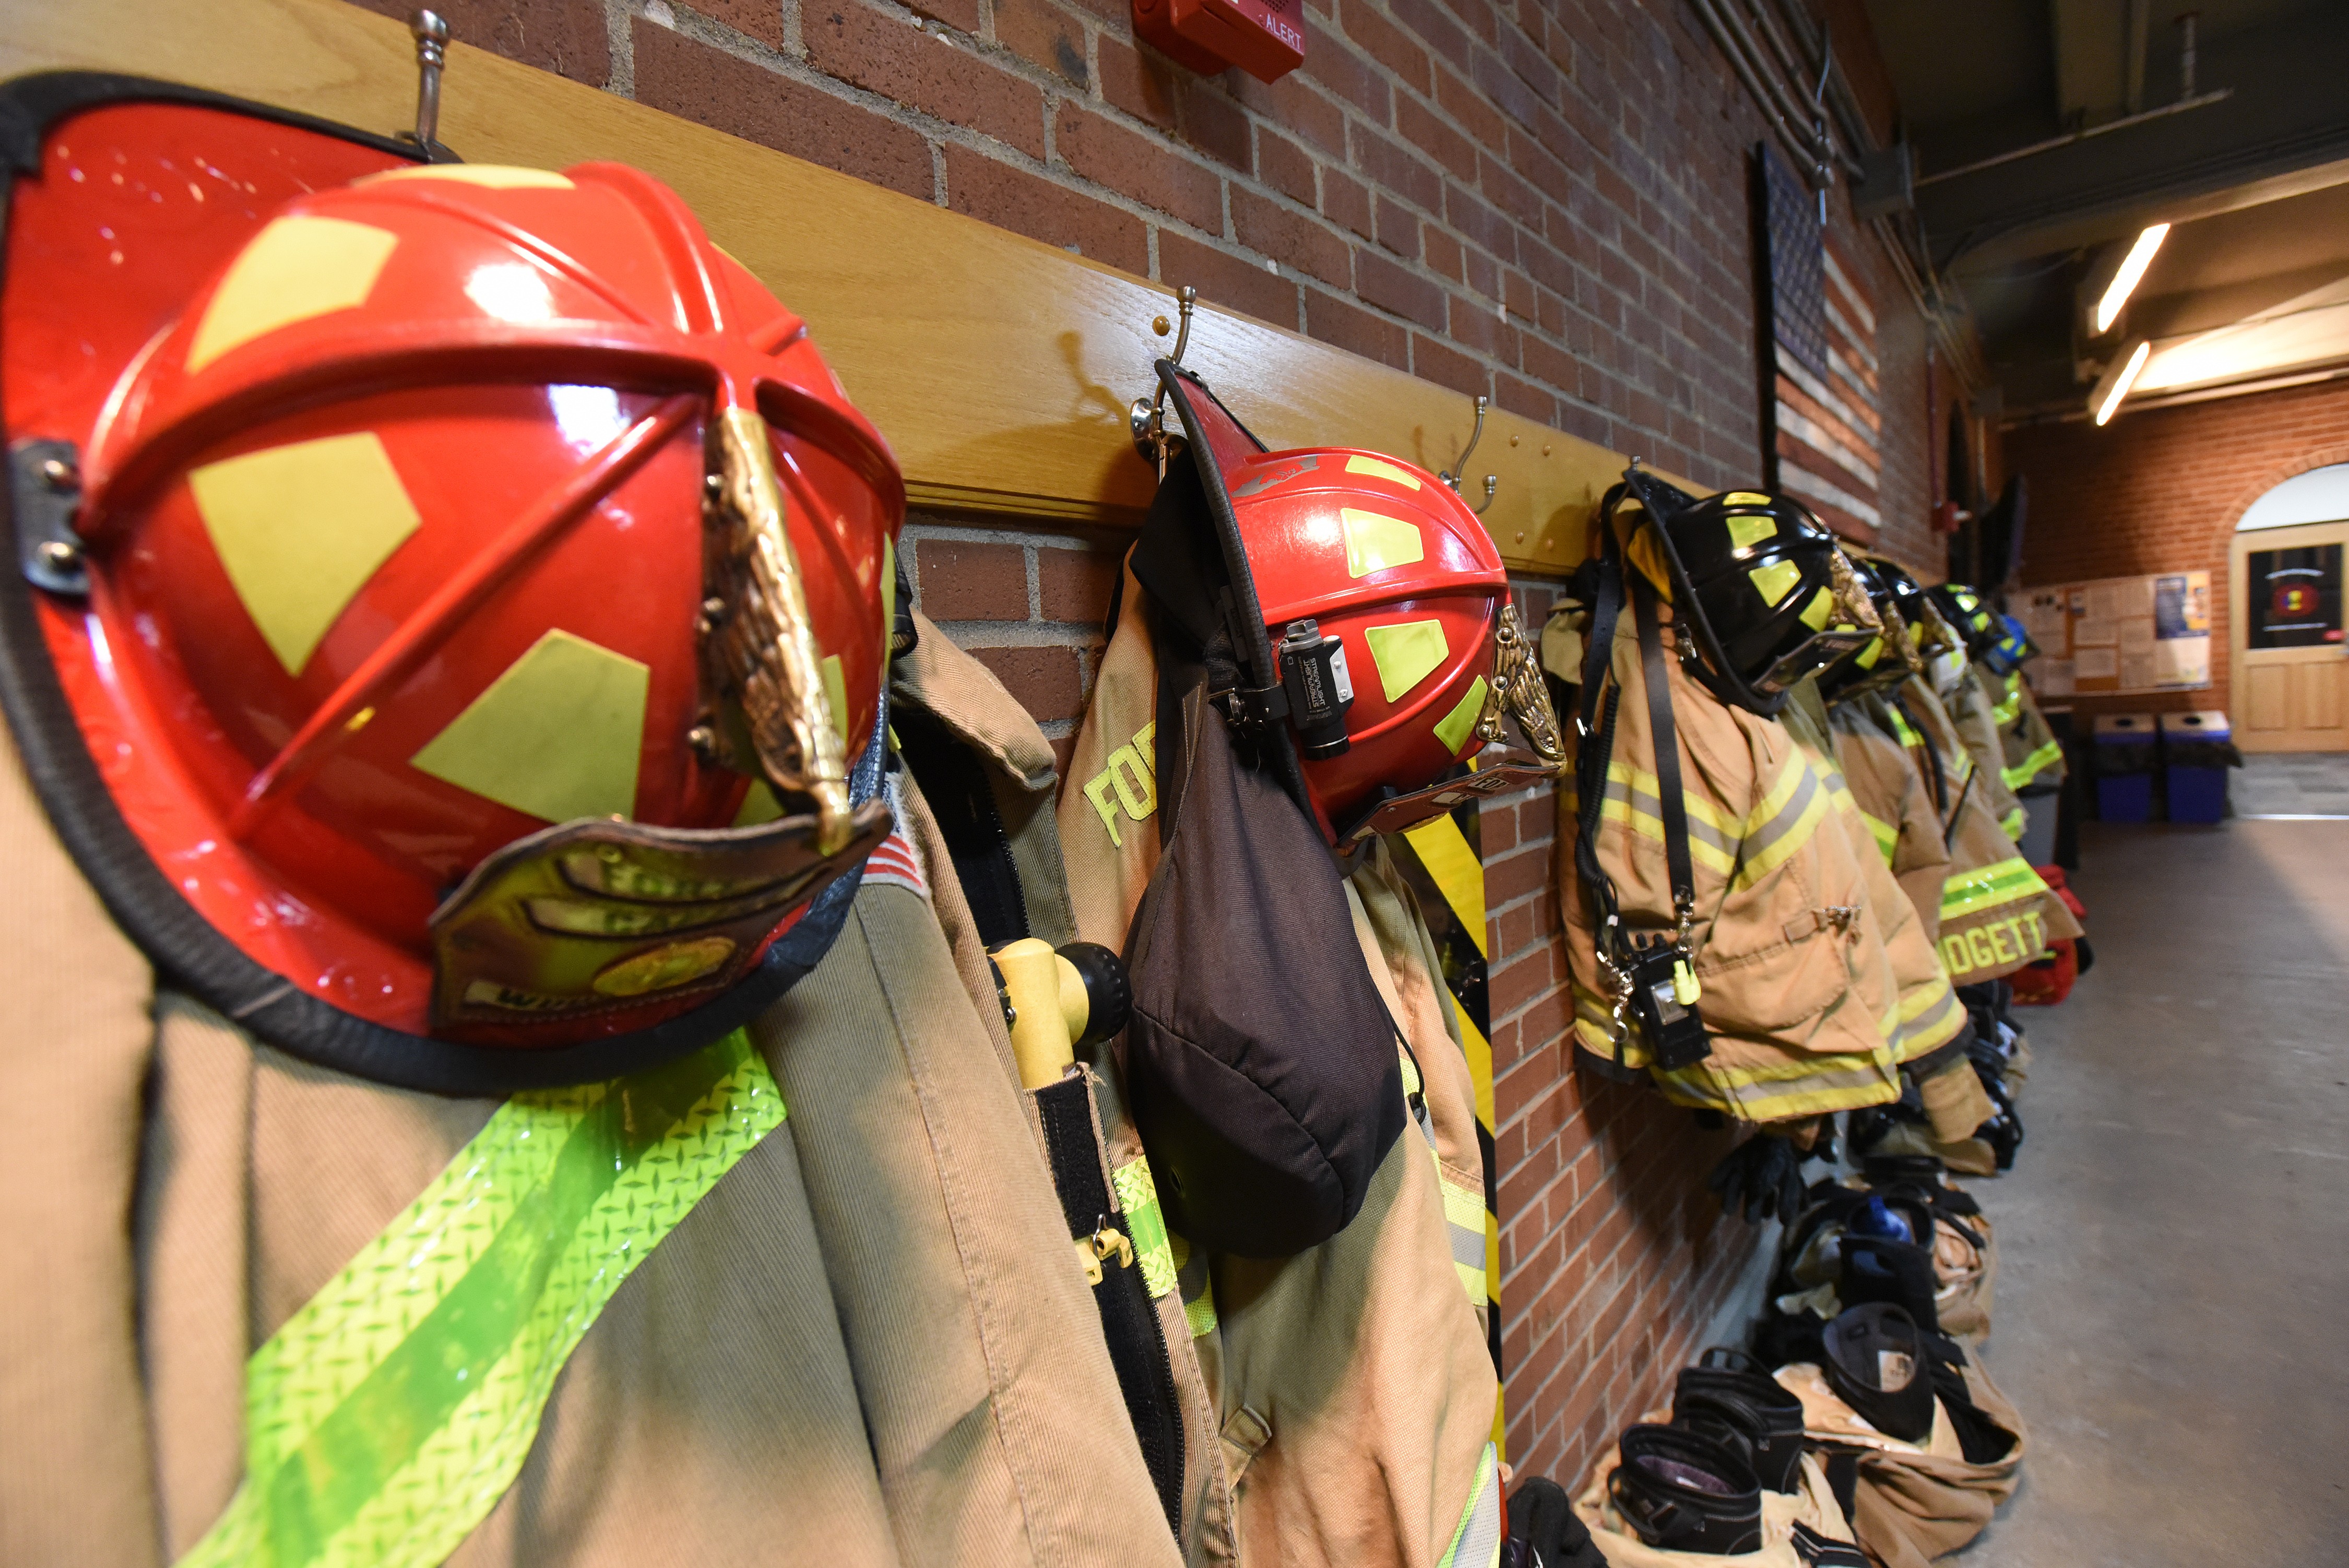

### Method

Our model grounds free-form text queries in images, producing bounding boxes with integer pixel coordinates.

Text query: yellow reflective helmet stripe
[179,1029,783,1568]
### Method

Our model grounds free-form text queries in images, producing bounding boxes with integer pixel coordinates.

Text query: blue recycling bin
[2092,714,2157,823]
[2160,711,2233,824]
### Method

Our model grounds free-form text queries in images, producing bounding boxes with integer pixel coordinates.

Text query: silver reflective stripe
[1436,1442,1503,1568]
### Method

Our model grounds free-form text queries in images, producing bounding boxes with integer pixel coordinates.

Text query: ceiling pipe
[1688,0,1841,185]
[1918,11,2232,189]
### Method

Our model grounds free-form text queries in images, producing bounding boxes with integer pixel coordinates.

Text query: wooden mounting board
[0,0,1686,575]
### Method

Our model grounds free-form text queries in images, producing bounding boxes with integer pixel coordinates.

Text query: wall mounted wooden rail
[0,0,1678,576]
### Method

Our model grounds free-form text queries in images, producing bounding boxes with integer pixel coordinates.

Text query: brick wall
[369,0,1954,1495]
[363,0,1940,564]
[2007,378,2349,715]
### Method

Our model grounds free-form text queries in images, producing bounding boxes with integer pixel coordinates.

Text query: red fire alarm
[1133,0,1303,83]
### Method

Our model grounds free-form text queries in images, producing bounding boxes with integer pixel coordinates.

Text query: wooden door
[2232,519,2349,752]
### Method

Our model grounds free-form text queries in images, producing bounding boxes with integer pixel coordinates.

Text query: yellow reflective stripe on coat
[1990,676,2023,727]
[1572,982,1901,1122]
[1112,1157,1178,1299]
[1437,1156,1489,1307]
[1940,856,2050,921]
[1596,762,1738,875]
[1893,978,1967,1063]
[2000,805,2027,838]
[1436,1442,1504,1568]
[180,1029,784,1568]
[2003,738,2064,790]
[1734,753,1831,887]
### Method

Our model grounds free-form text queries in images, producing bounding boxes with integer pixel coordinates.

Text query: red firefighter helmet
[1146,366,1561,841]
[0,91,900,1091]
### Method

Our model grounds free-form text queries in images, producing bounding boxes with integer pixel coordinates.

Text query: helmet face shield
[1754,625,1876,694]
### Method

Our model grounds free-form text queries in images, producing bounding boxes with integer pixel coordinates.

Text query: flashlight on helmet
[1278,617,1355,761]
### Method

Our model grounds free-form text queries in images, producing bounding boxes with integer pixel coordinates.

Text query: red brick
[1305,287,1408,371]
[1180,79,1253,172]
[634,23,932,200]
[1231,188,1351,288]
[1158,231,1300,327]
[1321,167,1375,242]
[1098,35,1179,129]
[994,0,1088,84]
[1422,225,1464,283]
[806,0,1047,159]
[1355,247,1446,331]
[356,0,609,83]
[944,146,1148,273]
[1059,105,1224,231]
[1396,92,1478,184]
[673,0,787,48]
[1037,543,1122,622]
[1258,130,1319,205]
[1349,121,1444,213]
[1299,10,1395,123]
[969,645,1087,721]
[1337,0,1432,98]
[915,538,1029,620]
[905,0,982,31]
[1231,72,1349,159]
[1373,193,1418,258]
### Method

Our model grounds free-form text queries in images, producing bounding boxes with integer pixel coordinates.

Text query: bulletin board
[2017,572,2213,696]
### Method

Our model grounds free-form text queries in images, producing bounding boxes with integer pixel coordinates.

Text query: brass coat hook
[1440,394,1497,516]
[1130,284,1197,465]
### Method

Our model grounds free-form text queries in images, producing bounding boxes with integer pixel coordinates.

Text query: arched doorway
[2229,464,2349,751]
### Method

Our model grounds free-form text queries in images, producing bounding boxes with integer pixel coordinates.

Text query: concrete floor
[1964,819,2349,1565]
[2232,752,2349,818]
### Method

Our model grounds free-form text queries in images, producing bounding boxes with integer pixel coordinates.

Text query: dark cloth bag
[1120,679,1405,1256]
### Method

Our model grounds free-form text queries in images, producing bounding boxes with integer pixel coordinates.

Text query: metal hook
[1439,394,1488,493]
[406,10,452,157]
[1167,284,1196,369]
[1130,285,1199,462]
[1473,474,1497,516]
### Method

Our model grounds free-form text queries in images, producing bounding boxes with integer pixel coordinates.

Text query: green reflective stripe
[182,1029,782,1568]
[1436,1442,1503,1568]
[1940,857,2049,921]
[1885,705,1921,747]
[1112,1157,1177,1300]
[1167,1231,1217,1338]
[1861,808,1899,861]
[2000,805,2026,838]
[2003,739,2063,790]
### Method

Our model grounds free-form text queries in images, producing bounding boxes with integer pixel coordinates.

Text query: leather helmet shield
[0,78,898,1091]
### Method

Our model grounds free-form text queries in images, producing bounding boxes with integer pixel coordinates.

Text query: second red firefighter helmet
[1146,365,1562,840]
[1,97,901,1091]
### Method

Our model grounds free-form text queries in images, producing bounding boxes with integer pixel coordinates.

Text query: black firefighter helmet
[1930,581,2001,661]
[1818,555,1925,705]
[1608,468,1876,716]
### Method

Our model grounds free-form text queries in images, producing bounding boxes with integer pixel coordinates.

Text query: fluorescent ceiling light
[2094,223,2170,335]
[2094,339,2153,425]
